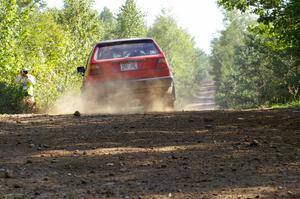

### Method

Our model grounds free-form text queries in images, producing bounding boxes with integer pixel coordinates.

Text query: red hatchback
[77,38,175,110]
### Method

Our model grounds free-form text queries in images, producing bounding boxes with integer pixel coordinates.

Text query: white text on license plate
[120,62,138,71]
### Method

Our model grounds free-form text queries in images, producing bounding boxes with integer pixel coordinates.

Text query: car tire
[163,85,175,110]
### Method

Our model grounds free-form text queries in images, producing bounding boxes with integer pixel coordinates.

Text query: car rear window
[95,41,160,60]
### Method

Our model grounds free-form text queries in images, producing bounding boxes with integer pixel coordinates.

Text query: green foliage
[216,1,299,108]
[0,0,212,113]
[211,11,300,109]
[0,82,25,113]
[218,0,300,51]
[100,7,117,40]
[21,10,76,109]
[211,12,249,108]
[0,0,101,113]
[115,0,147,38]
[272,100,300,109]
[0,0,42,113]
[0,195,25,199]
[0,0,21,82]
[100,7,114,24]
[59,0,104,64]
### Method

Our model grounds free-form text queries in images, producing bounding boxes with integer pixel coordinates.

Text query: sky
[46,0,225,54]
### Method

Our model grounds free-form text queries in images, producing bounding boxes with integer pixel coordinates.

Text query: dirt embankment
[0,109,299,198]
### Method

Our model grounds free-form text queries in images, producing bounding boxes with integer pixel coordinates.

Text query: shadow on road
[0,110,299,198]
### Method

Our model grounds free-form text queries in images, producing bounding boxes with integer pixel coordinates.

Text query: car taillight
[89,64,101,75]
[157,58,167,64]
[157,58,169,73]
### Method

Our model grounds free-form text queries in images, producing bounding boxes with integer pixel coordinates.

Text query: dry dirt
[0,109,299,199]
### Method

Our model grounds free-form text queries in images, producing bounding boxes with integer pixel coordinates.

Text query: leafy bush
[0,82,25,114]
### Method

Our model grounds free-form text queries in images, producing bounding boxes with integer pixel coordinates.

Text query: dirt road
[0,109,299,198]
[184,80,216,111]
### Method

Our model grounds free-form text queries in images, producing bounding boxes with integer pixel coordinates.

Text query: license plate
[120,62,138,71]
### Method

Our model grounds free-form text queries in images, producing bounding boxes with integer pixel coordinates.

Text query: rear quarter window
[95,41,160,60]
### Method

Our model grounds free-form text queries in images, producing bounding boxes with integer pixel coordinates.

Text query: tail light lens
[89,64,101,75]
[157,58,167,64]
[157,58,169,71]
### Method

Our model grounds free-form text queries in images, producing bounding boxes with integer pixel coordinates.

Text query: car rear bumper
[126,76,173,91]
[83,76,174,97]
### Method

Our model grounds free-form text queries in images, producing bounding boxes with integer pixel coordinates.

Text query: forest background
[0,0,299,113]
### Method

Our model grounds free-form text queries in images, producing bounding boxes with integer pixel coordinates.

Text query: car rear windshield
[95,40,160,60]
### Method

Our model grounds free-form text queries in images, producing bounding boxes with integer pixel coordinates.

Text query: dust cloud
[48,90,141,115]
[48,83,174,115]
[48,91,84,115]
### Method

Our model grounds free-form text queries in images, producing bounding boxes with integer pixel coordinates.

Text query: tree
[100,7,115,24]
[194,49,212,82]
[211,10,299,108]
[20,10,73,108]
[0,0,42,81]
[0,0,25,82]
[100,7,116,40]
[149,11,212,101]
[218,0,300,51]
[0,0,42,113]
[115,0,146,38]
[210,12,258,108]
[59,0,104,65]
[216,1,300,107]
[210,12,247,86]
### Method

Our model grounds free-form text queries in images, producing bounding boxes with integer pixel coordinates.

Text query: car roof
[96,38,155,45]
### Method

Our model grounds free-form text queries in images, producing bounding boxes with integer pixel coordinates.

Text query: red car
[77,38,175,110]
